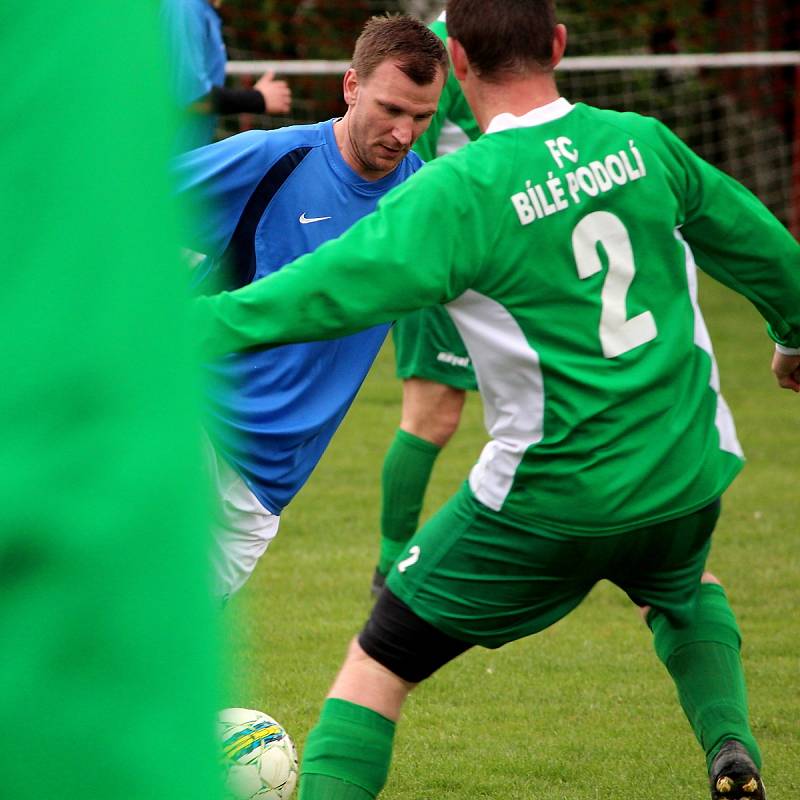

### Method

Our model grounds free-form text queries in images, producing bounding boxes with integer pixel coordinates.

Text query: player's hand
[771,349,800,392]
[255,71,292,114]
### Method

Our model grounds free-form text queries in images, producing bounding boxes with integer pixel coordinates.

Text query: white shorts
[204,436,280,603]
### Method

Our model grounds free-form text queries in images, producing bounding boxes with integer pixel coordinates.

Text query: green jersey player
[193,1,800,797]
[373,9,482,595]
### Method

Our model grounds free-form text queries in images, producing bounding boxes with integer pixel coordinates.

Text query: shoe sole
[710,742,766,800]
[711,774,765,800]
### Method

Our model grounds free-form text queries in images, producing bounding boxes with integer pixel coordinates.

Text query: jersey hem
[478,459,744,538]
[395,363,479,391]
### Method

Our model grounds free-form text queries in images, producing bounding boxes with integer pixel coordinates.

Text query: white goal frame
[227,51,800,75]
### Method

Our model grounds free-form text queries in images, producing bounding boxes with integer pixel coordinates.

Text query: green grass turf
[223,273,799,799]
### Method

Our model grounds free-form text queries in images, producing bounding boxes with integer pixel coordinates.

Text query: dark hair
[447,0,557,79]
[351,14,449,86]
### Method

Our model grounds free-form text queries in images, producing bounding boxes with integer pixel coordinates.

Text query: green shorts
[386,483,719,649]
[393,307,478,391]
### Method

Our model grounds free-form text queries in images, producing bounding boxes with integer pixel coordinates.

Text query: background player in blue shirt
[174,15,448,602]
[161,0,292,151]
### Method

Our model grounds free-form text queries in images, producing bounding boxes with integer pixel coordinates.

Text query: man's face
[342,58,444,179]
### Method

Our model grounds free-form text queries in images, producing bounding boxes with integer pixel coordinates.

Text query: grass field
[224,273,799,799]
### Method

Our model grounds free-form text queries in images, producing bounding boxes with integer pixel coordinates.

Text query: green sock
[378,429,441,576]
[299,698,396,800]
[650,583,761,771]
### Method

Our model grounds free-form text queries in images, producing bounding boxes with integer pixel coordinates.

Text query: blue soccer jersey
[160,0,227,151]
[174,120,424,513]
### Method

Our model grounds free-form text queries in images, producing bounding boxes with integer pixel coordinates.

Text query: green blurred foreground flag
[0,5,221,800]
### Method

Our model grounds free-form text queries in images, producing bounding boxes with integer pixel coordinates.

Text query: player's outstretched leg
[649,575,764,799]
[299,639,414,799]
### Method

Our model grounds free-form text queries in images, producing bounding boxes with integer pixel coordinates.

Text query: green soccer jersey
[412,13,480,162]
[195,99,800,534]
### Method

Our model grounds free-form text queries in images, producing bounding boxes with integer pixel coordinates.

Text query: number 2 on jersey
[572,211,657,358]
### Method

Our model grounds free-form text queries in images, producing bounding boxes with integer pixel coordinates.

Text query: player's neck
[333,116,392,182]
[466,76,561,133]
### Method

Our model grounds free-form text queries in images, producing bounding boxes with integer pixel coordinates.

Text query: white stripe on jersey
[676,229,744,458]
[445,290,545,511]
[437,120,471,157]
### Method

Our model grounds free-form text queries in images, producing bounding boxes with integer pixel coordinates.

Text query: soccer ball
[218,707,298,799]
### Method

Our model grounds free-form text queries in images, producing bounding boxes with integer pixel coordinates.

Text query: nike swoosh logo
[299,212,332,224]
[397,545,421,573]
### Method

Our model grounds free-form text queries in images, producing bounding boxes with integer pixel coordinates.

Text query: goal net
[558,53,798,230]
[218,1,799,232]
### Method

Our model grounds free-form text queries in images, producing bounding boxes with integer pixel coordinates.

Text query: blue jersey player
[161,0,291,151]
[174,15,448,601]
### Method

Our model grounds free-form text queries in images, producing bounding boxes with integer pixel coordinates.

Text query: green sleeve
[413,69,480,162]
[412,74,452,162]
[412,18,480,163]
[192,156,487,357]
[654,121,800,347]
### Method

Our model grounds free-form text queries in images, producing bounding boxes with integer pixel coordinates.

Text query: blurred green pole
[0,4,221,799]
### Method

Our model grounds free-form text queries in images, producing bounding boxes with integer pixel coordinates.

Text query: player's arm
[160,0,213,112]
[201,72,292,116]
[771,347,800,392]
[192,159,486,357]
[655,122,800,353]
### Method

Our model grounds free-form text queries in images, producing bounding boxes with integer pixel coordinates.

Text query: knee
[343,637,371,667]
[400,383,465,446]
[328,638,415,722]
[423,405,462,445]
[341,638,412,687]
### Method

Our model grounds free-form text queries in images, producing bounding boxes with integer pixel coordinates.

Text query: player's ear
[342,68,359,107]
[551,24,567,68]
[448,37,468,81]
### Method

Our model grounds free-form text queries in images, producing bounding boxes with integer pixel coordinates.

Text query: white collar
[437,11,446,22]
[485,98,574,134]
